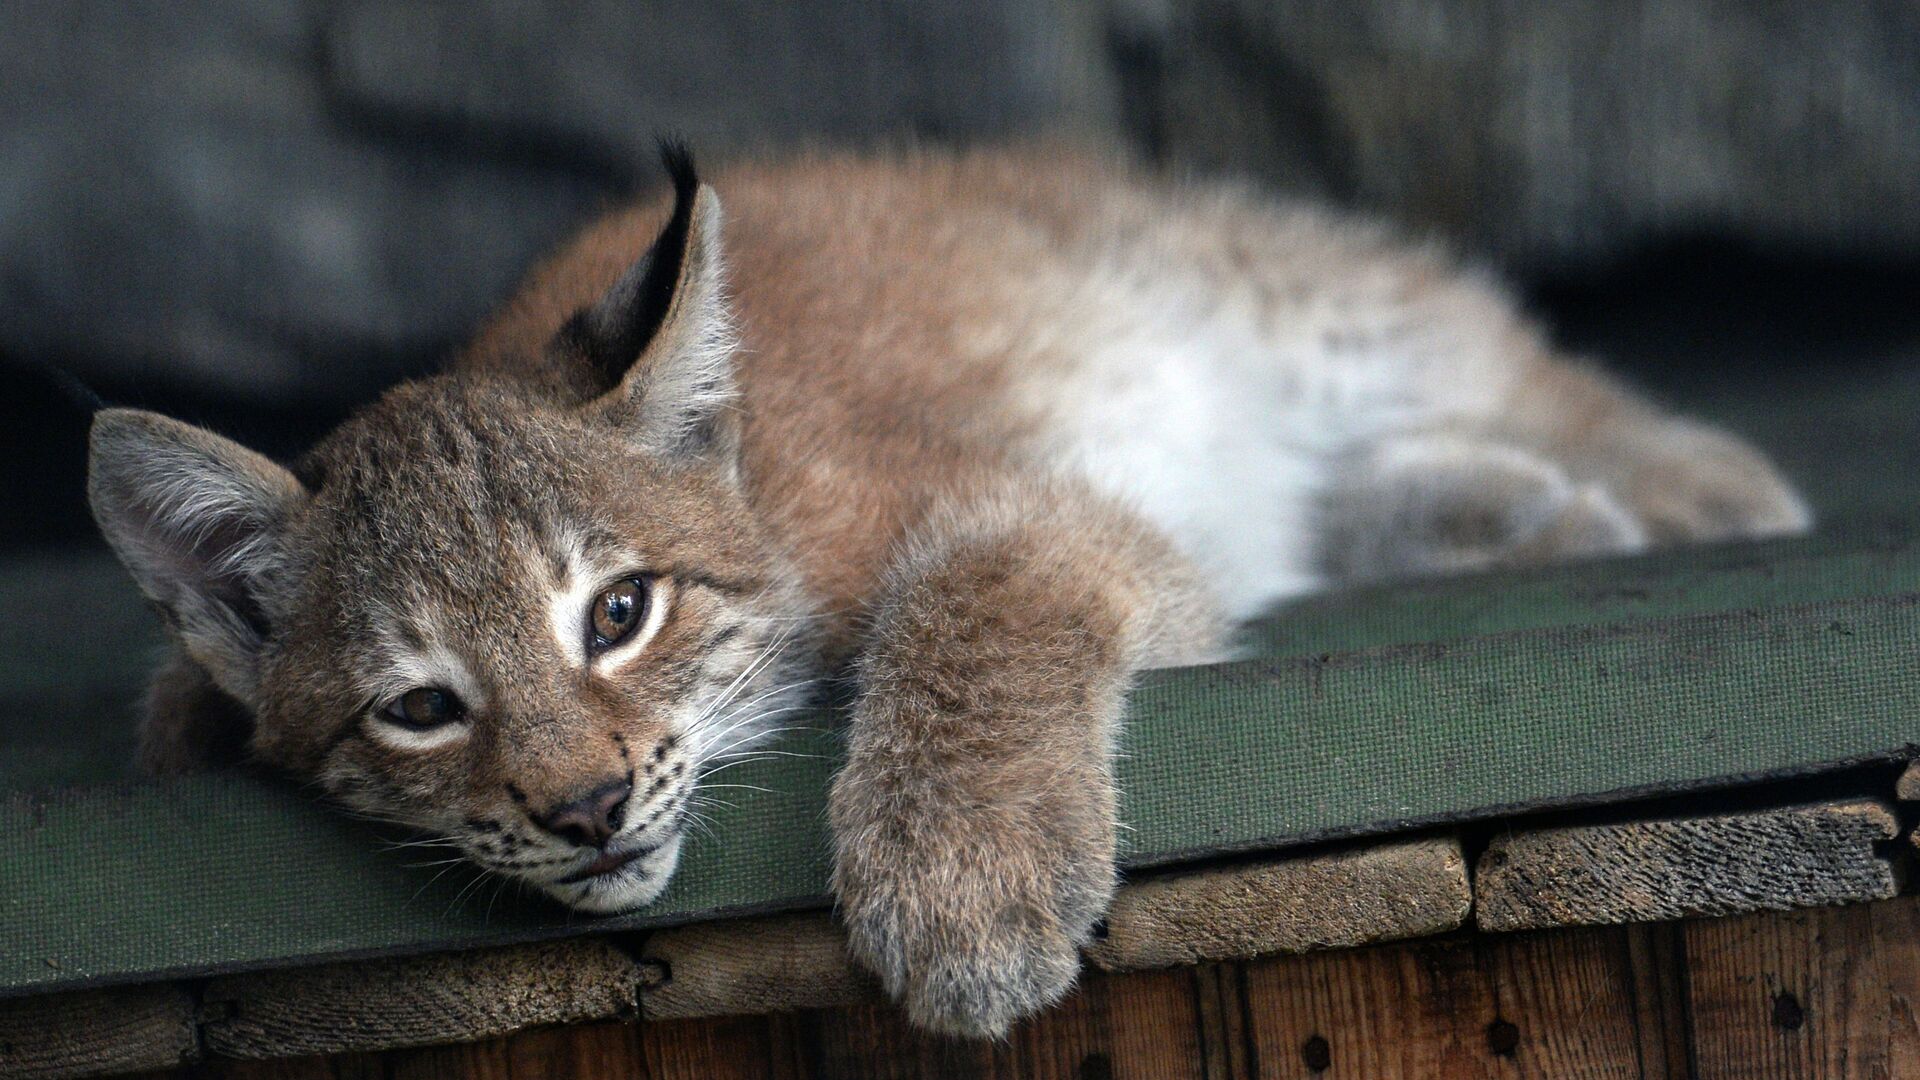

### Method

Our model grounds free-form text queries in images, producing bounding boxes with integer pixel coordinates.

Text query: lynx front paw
[829,768,1115,1037]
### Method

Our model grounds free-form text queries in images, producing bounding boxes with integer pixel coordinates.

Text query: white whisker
[696,676,815,734]
[408,859,470,906]
[380,835,461,852]
[680,628,798,742]
[446,866,495,915]
[696,696,813,758]
[696,754,794,780]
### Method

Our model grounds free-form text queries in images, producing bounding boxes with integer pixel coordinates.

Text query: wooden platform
[104,892,1920,1080]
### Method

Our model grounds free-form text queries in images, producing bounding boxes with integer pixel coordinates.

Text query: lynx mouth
[556,842,659,884]
[538,831,685,913]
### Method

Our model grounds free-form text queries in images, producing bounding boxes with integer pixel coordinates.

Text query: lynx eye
[382,687,464,730]
[589,577,651,651]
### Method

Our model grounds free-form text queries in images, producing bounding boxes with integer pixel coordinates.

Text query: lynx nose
[532,778,632,848]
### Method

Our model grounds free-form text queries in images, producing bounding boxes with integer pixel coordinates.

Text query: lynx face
[88,148,811,911]
[279,386,812,910]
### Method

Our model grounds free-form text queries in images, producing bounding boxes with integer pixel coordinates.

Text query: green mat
[5,534,1920,999]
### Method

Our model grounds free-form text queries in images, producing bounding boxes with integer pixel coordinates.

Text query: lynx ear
[88,408,305,706]
[558,143,737,461]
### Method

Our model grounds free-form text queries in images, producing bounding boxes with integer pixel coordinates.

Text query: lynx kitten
[88,146,1807,1036]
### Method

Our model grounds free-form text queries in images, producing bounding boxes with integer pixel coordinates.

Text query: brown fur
[88,145,1807,1037]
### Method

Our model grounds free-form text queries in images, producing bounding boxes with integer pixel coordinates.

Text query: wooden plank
[1622,922,1694,1079]
[1088,835,1470,972]
[200,939,642,1059]
[1476,799,1899,932]
[639,912,879,1021]
[1237,923,1673,1078]
[1896,761,1920,801]
[1092,966,1209,1079]
[632,1013,804,1080]
[1186,963,1258,1080]
[120,894,1920,1078]
[640,839,1470,1023]
[1474,927,1665,1078]
[379,1038,515,1080]
[0,984,196,1079]
[769,963,1213,1080]
[1684,895,1920,1078]
[647,962,1220,1079]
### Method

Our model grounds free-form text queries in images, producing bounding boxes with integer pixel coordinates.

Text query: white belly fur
[1046,329,1330,622]
[1015,220,1527,622]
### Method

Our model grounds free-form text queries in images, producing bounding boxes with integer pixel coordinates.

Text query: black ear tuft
[658,137,699,210]
[557,139,739,460]
[560,141,704,393]
[26,356,106,415]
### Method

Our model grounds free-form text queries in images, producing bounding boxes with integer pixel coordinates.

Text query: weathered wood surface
[640,838,1471,1020]
[638,912,880,1021]
[1685,898,1920,1078]
[1896,761,1920,802]
[120,893,1920,1079]
[1087,835,1471,971]
[200,939,642,1059]
[1475,798,1900,932]
[1239,920,1689,1078]
[0,984,195,1079]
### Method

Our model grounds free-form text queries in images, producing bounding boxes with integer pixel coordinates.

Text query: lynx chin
[88,145,1807,1037]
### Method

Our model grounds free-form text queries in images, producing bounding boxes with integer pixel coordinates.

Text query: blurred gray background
[4,1,1920,787]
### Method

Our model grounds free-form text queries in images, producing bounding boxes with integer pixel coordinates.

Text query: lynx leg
[1508,357,1812,544]
[1325,433,1650,583]
[829,480,1221,1037]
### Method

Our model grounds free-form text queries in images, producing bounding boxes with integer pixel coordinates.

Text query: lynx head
[87,148,815,912]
